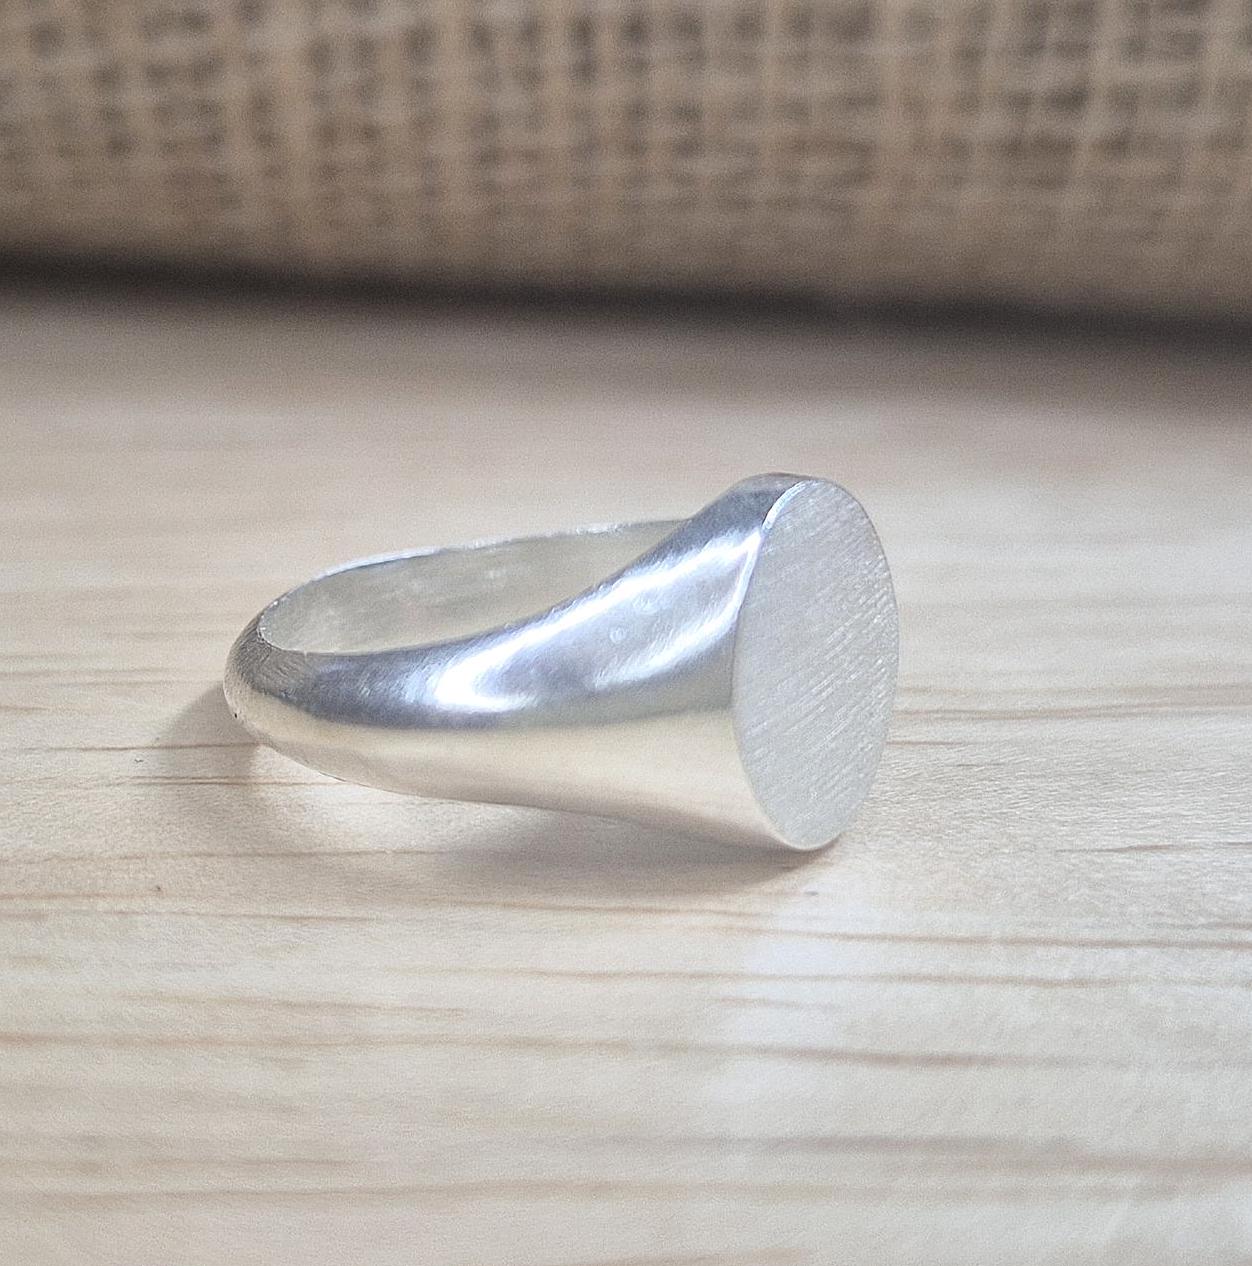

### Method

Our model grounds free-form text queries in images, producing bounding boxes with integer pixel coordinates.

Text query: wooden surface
[2,286,1251,1266]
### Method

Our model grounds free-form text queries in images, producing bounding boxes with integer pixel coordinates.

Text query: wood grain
[1,285,1250,1266]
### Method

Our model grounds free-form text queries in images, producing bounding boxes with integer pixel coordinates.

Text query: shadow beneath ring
[157,686,822,904]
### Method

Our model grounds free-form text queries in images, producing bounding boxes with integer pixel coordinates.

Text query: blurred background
[3,0,1252,317]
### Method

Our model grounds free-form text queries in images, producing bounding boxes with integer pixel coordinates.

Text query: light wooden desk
[2,287,1250,1265]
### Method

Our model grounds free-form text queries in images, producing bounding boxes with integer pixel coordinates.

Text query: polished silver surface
[224,474,898,850]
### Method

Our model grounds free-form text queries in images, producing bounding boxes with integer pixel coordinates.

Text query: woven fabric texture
[2,0,1249,314]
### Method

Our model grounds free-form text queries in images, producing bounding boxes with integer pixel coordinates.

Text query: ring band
[224,473,898,851]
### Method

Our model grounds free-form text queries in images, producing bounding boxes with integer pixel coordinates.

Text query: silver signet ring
[224,474,898,851]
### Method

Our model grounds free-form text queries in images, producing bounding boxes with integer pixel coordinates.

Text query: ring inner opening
[260,521,677,654]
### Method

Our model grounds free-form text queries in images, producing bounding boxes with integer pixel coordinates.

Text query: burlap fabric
[2,1,1249,314]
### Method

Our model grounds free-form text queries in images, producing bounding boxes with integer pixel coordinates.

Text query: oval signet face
[733,479,899,850]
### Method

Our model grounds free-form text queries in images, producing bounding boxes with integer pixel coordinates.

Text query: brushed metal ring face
[224,474,899,851]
